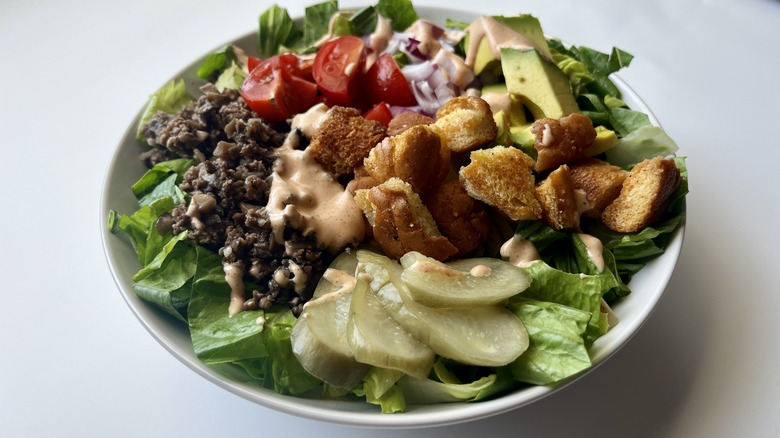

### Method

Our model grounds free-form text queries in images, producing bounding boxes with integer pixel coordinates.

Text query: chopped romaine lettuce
[196,44,238,80]
[508,298,591,385]
[257,5,301,58]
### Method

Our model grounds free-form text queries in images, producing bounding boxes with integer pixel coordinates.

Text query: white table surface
[2,0,779,436]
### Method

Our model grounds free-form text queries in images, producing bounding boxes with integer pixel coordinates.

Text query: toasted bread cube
[424,180,493,257]
[354,178,458,261]
[535,165,579,230]
[363,124,450,194]
[308,106,386,176]
[601,156,681,233]
[434,96,498,155]
[459,146,542,221]
[569,158,628,218]
[531,113,596,172]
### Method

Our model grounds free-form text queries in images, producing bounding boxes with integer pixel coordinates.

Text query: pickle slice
[290,287,369,389]
[357,250,529,367]
[399,251,531,308]
[347,271,435,379]
[312,250,358,299]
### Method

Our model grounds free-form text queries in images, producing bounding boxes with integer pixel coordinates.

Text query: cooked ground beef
[142,84,332,316]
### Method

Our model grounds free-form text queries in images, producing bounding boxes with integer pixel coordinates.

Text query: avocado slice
[482,83,527,126]
[585,126,619,156]
[501,47,580,120]
[468,15,552,76]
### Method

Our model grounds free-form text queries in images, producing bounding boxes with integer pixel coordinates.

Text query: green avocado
[482,83,527,125]
[501,47,580,120]
[585,126,619,156]
[471,14,551,76]
[509,124,536,157]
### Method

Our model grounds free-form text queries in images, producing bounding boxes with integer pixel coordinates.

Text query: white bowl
[100,6,685,428]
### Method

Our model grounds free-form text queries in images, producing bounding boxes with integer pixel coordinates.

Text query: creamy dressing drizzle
[264,139,365,252]
[576,233,605,273]
[366,14,394,67]
[480,92,512,115]
[541,123,554,146]
[470,264,492,277]
[464,16,540,67]
[291,103,329,138]
[224,262,246,317]
[500,235,541,267]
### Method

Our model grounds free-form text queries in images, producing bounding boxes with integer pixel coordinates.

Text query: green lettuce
[508,298,591,385]
[376,0,419,31]
[303,0,340,47]
[132,233,194,322]
[257,5,301,58]
[519,260,611,342]
[214,61,247,92]
[605,125,680,167]
[109,196,176,265]
[196,45,238,80]
[353,368,406,413]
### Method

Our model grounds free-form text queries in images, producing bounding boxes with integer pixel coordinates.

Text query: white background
[2,0,779,436]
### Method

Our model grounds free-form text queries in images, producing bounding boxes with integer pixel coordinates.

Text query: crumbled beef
[146,91,329,315]
[140,84,284,167]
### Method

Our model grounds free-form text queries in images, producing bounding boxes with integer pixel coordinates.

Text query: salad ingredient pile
[108,0,688,414]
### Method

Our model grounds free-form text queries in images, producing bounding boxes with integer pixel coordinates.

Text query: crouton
[535,165,579,230]
[308,106,386,176]
[363,124,450,194]
[531,113,596,172]
[459,146,542,221]
[433,96,498,155]
[345,164,379,195]
[423,179,493,257]
[387,111,435,136]
[569,158,628,218]
[601,156,681,233]
[354,178,458,261]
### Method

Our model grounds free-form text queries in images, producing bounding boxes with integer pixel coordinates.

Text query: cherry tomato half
[365,53,417,107]
[312,36,367,107]
[247,56,262,73]
[364,102,393,127]
[240,54,318,122]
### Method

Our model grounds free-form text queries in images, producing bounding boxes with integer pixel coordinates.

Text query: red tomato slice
[247,56,262,73]
[312,36,366,107]
[241,55,318,122]
[364,102,393,127]
[365,53,417,107]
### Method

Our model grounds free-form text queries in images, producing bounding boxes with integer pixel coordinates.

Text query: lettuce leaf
[508,298,591,385]
[131,158,194,201]
[188,246,268,364]
[605,125,680,168]
[353,368,406,413]
[109,196,176,265]
[376,0,419,31]
[196,44,238,80]
[262,309,323,395]
[136,79,193,141]
[131,233,194,322]
[303,0,340,47]
[519,260,611,342]
[214,61,247,92]
[258,5,302,58]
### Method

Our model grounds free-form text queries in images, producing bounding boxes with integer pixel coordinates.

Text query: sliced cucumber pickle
[347,271,434,379]
[399,251,531,308]
[290,287,369,389]
[357,250,529,367]
[312,250,358,299]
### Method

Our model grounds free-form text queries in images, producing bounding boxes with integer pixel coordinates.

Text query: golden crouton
[354,178,458,261]
[569,158,628,218]
[459,146,542,221]
[423,180,493,257]
[308,106,386,176]
[602,156,681,233]
[531,113,596,172]
[433,96,498,155]
[363,124,450,194]
[535,165,579,231]
[387,111,435,136]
